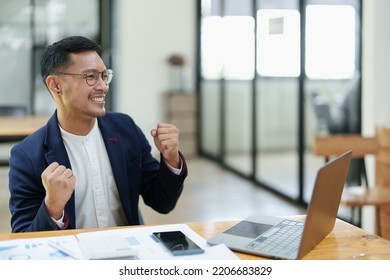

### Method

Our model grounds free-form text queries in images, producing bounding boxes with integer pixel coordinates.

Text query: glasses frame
[54,69,114,86]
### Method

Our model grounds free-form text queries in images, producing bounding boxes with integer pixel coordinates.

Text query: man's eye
[85,74,96,80]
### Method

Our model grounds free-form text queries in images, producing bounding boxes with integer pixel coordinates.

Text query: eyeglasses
[55,69,114,86]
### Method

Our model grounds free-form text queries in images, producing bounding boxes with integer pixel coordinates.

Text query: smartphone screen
[152,231,205,256]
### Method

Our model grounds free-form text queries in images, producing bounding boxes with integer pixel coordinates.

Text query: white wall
[115,0,196,153]
[362,0,390,181]
[359,0,390,232]
[362,0,390,135]
[371,0,390,127]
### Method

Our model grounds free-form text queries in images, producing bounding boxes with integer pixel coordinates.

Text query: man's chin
[91,108,106,118]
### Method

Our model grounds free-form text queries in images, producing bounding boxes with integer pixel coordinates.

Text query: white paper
[77,235,137,259]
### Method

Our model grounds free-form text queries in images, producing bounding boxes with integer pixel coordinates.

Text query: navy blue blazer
[8,111,187,232]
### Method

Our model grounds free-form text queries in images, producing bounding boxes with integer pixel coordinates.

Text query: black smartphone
[152,230,205,256]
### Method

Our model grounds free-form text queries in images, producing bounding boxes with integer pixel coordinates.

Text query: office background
[116,0,390,232]
[1,0,390,233]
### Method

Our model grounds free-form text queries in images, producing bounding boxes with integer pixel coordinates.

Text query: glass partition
[198,0,362,208]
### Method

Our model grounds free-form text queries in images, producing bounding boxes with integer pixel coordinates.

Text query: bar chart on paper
[0,235,83,260]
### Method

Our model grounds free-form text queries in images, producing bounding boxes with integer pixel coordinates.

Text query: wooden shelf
[164,93,197,157]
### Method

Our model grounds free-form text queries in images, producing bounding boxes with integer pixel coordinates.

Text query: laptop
[207,150,352,260]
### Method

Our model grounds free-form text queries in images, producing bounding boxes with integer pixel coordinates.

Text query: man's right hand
[41,162,75,220]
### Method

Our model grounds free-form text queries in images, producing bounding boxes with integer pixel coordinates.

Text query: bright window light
[201,5,356,80]
[201,16,255,80]
[201,16,223,79]
[222,16,255,80]
[257,9,301,77]
[305,5,356,79]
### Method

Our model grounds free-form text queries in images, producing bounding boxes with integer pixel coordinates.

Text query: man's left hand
[151,123,180,168]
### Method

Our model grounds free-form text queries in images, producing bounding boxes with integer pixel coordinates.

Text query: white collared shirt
[60,121,127,228]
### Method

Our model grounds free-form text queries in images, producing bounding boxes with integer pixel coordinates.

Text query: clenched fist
[41,162,76,220]
[151,123,180,168]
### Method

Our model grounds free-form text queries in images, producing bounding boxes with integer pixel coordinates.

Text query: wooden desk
[0,115,49,166]
[1,218,390,260]
[0,115,49,142]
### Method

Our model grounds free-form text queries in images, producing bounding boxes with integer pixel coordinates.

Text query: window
[257,9,301,77]
[305,5,356,79]
[201,16,255,80]
[198,0,362,206]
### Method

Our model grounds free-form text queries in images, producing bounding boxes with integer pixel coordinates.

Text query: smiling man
[8,36,188,232]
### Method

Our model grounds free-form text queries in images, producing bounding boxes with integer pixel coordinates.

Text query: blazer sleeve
[140,151,188,214]
[122,116,188,215]
[8,145,58,232]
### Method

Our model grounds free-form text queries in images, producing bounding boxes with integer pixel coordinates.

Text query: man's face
[56,50,109,120]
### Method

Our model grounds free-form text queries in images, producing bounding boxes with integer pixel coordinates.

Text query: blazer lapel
[43,112,76,228]
[98,116,134,223]
[97,117,126,183]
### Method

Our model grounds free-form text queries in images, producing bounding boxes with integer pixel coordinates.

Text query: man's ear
[46,75,61,94]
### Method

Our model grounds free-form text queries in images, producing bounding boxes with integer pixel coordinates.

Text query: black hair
[40,36,101,84]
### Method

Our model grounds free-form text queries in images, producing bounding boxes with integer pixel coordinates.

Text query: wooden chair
[312,133,390,238]
[374,127,390,239]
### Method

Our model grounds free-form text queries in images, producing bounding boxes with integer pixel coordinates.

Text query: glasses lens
[84,71,99,86]
[104,69,113,84]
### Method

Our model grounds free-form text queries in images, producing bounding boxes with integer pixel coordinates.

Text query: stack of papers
[0,224,239,260]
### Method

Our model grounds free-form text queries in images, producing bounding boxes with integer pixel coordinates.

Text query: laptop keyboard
[245,220,304,257]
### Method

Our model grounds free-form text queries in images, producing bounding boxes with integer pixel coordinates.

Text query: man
[8,36,187,232]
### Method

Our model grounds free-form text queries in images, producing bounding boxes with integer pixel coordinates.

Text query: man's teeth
[91,97,104,102]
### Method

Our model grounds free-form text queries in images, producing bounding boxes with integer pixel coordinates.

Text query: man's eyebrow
[80,69,98,73]
[80,69,107,73]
